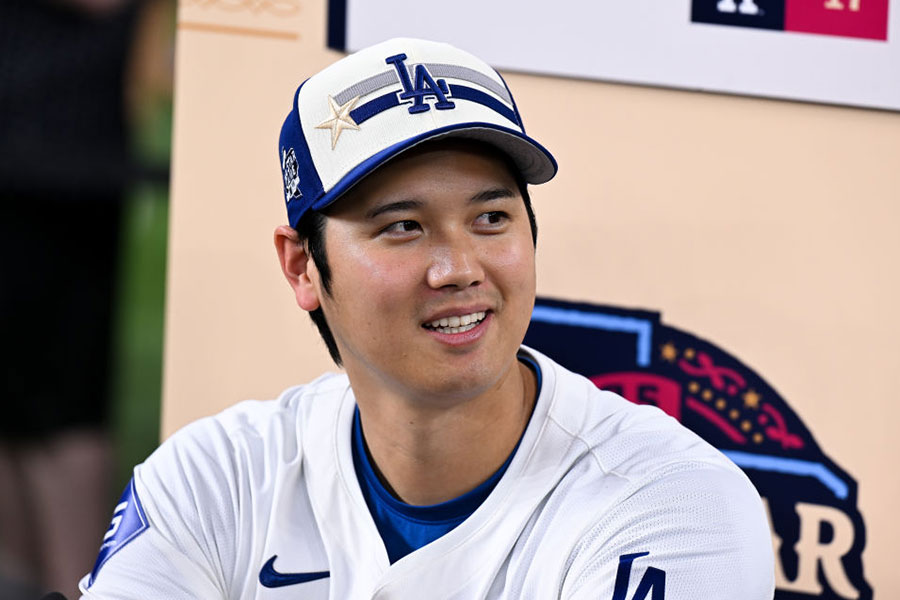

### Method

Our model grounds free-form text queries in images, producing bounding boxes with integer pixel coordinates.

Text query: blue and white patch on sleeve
[88,477,149,587]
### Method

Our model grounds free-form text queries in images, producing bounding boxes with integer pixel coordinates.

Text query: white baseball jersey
[80,346,774,599]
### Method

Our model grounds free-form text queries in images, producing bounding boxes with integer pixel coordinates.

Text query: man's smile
[423,310,488,334]
[421,311,494,347]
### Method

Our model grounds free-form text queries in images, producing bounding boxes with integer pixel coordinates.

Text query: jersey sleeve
[79,417,243,599]
[561,462,775,600]
[78,522,225,599]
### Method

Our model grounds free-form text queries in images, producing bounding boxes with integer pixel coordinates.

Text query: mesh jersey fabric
[80,346,775,599]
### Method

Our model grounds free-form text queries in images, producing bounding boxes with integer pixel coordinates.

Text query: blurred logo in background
[692,0,889,40]
[525,297,872,600]
[180,0,300,16]
[178,0,301,40]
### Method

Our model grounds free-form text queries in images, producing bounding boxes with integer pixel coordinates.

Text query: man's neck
[352,359,537,506]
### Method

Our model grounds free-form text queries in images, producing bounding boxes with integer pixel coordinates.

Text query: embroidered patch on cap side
[88,478,149,587]
[282,147,302,202]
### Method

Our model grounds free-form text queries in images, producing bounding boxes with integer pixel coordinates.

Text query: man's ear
[274,225,321,312]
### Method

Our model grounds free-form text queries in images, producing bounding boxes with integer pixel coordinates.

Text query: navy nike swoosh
[258,555,330,588]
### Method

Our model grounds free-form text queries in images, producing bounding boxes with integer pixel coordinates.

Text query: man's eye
[382,220,421,235]
[475,211,509,227]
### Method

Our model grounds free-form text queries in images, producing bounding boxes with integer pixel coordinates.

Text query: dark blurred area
[0,0,135,196]
[0,0,174,598]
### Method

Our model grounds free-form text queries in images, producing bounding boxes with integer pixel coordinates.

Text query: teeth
[426,311,486,333]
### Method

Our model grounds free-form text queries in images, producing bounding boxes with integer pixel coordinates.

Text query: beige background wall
[165,1,899,596]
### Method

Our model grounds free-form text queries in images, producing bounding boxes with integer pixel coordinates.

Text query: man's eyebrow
[364,188,515,219]
[469,187,516,203]
[365,199,423,219]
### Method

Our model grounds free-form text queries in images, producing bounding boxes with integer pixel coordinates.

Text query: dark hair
[294,152,538,366]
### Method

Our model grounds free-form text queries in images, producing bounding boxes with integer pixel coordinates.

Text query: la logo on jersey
[385,53,456,114]
[612,552,666,600]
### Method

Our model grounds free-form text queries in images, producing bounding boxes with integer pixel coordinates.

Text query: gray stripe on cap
[423,63,511,105]
[335,70,398,105]
[334,63,511,106]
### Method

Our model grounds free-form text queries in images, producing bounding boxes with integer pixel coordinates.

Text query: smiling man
[81,39,775,599]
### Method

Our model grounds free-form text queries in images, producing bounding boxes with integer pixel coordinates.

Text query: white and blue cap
[279,37,557,227]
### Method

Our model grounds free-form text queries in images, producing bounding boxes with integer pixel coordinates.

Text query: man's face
[309,142,537,404]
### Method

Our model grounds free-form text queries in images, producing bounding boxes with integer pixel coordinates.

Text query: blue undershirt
[351,353,541,564]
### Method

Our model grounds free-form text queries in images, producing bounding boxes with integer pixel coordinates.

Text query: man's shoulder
[580,393,737,482]
[521,351,773,597]
[214,370,350,439]
[529,346,751,491]
[84,373,350,596]
[139,371,350,483]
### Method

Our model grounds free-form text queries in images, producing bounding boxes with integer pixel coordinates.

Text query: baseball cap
[278,37,557,228]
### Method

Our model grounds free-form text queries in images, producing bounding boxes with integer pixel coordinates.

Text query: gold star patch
[316,95,360,149]
[660,342,678,362]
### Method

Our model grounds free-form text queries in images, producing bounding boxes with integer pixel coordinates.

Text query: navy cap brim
[309,122,558,217]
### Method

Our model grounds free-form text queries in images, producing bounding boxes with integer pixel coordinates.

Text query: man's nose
[425,234,484,290]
